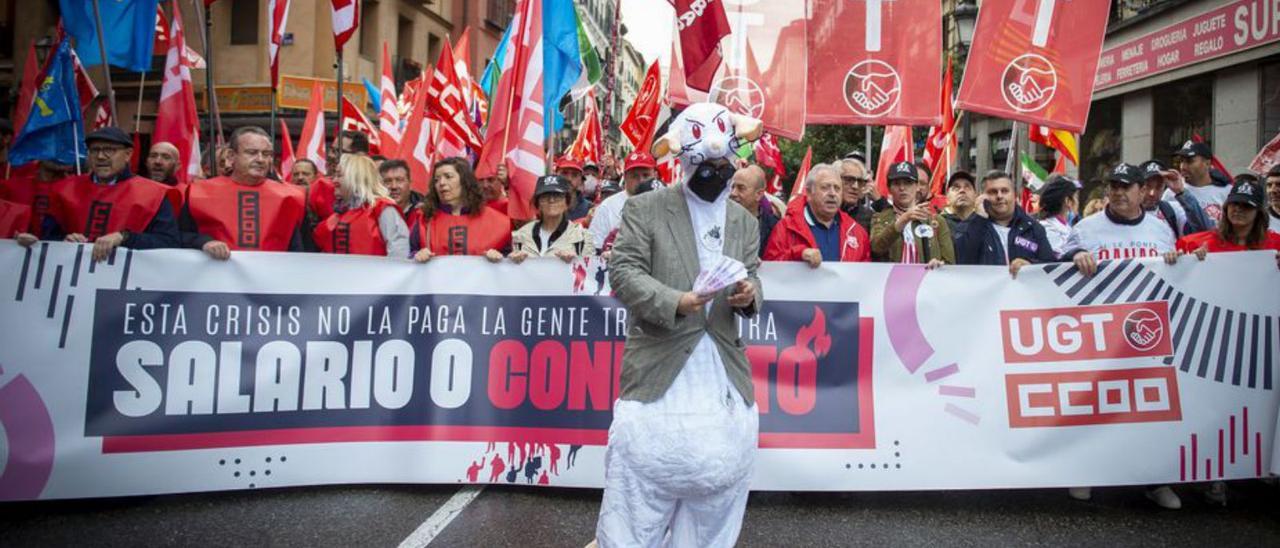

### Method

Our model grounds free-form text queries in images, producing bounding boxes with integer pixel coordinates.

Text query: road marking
[398,485,485,548]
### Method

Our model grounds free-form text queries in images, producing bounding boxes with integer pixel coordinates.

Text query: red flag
[297,81,328,173]
[754,132,785,179]
[1191,133,1232,179]
[400,75,436,194]
[1051,153,1068,175]
[923,58,955,170]
[713,1,808,140]
[788,146,812,201]
[1029,123,1080,166]
[378,43,401,157]
[339,96,380,153]
[153,0,202,183]
[667,40,693,108]
[1249,131,1280,174]
[13,41,41,137]
[330,0,359,51]
[875,126,915,199]
[955,0,1110,133]
[452,27,482,122]
[279,119,296,179]
[153,4,169,55]
[567,91,602,164]
[268,0,290,88]
[675,0,731,92]
[476,0,547,221]
[620,60,662,150]
[807,0,941,126]
[426,39,483,150]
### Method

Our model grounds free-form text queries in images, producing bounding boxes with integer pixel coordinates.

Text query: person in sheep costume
[594,102,765,547]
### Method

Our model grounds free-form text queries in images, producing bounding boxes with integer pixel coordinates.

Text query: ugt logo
[999,301,1181,428]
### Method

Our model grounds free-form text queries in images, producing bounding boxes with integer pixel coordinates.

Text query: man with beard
[1173,140,1229,223]
[180,126,306,259]
[35,127,181,262]
[954,171,1055,276]
[555,156,592,222]
[1266,164,1280,233]
[728,164,781,259]
[1139,159,1210,238]
[595,103,763,547]
[145,142,181,185]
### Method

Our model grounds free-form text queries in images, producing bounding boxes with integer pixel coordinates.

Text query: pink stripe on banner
[1244,407,1250,455]
[1180,445,1186,482]
[884,265,934,374]
[938,385,976,398]
[924,363,959,383]
[944,403,980,425]
[1230,415,1236,463]
[1218,429,1224,478]
[0,374,56,501]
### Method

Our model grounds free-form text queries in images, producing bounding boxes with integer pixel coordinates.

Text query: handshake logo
[1001,54,1058,112]
[842,60,901,118]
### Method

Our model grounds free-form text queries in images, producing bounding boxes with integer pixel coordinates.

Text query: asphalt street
[3,481,1280,547]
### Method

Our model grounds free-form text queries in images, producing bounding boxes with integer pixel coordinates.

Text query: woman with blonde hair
[314,153,410,258]
[508,175,594,263]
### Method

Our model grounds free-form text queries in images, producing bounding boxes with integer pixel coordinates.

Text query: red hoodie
[764,195,870,262]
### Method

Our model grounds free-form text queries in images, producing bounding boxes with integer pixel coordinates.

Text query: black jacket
[955,207,1056,266]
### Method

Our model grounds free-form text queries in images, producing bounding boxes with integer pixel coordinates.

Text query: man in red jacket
[764,162,869,266]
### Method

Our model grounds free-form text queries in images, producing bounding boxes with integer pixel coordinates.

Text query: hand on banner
[15,233,37,247]
[414,248,434,263]
[1162,250,1180,265]
[553,249,577,264]
[925,258,946,270]
[1189,244,1209,261]
[92,232,126,263]
[65,233,88,243]
[1072,250,1098,277]
[727,280,756,309]
[677,291,713,316]
[202,241,231,261]
[484,249,504,263]
[801,248,823,268]
[1009,258,1031,279]
[508,250,530,264]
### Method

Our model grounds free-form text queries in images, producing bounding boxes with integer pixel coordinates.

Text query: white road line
[398,485,485,548]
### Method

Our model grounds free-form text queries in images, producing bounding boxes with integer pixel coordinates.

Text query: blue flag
[542,0,583,138]
[362,77,381,114]
[8,39,87,168]
[60,0,159,72]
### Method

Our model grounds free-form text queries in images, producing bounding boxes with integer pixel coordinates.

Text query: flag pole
[1008,121,1021,197]
[134,70,146,133]
[336,46,344,160]
[89,0,119,123]
[197,0,217,176]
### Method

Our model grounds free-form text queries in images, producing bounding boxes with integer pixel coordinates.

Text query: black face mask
[689,162,736,202]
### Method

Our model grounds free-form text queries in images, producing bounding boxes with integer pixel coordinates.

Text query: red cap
[554,156,584,172]
[624,151,657,172]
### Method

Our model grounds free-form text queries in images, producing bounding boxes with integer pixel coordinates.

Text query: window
[1152,75,1213,160]
[428,34,441,67]
[1260,62,1280,149]
[1081,97,1122,199]
[229,0,259,46]
[487,0,515,28]
[359,0,378,58]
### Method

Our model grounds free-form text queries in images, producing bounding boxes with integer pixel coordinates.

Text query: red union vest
[0,198,33,238]
[187,176,306,251]
[0,176,54,236]
[308,177,337,220]
[48,174,176,240]
[314,198,400,256]
[422,205,513,256]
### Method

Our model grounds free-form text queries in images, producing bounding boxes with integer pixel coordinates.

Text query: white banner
[0,242,1277,501]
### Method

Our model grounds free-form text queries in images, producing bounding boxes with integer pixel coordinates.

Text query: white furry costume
[596,103,762,547]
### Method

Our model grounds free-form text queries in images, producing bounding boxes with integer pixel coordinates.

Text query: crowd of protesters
[2,118,1280,509]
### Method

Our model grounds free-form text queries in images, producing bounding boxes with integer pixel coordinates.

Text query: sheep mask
[651,102,763,202]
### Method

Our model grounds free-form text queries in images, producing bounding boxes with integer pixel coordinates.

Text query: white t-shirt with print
[1065,209,1176,261]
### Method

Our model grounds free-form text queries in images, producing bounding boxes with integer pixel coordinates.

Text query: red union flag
[807,0,940,126]
[955,0,1111,133]
[677,1,808,140]
[620,60,662,150]
[675,0,731,92]
[339,96,380,153]
[426,40,483,150]
[330,0,358,51]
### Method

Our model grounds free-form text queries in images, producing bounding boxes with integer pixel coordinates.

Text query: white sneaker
[1146,485,1182,510]
[1204,481,1228,506]
[1067,487,1092,500]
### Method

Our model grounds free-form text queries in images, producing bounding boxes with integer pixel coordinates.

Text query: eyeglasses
[841,176,870,186]
[87,146,127,156]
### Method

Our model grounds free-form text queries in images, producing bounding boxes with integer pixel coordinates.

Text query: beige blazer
[608,184,764,404]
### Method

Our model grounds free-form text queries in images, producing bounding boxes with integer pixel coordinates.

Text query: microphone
[913,221,935,264]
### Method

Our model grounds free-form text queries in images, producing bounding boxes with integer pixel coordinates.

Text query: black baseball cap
[84,126,133,148]
[1226,176,1265,209]
[532,175,570,199]
[887,161,918,182]
[946,170,976,189]
[1139,160,1168,180]
[1174,140,1212,158]
[599,179,623,196]
[1106,163,1142,186]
